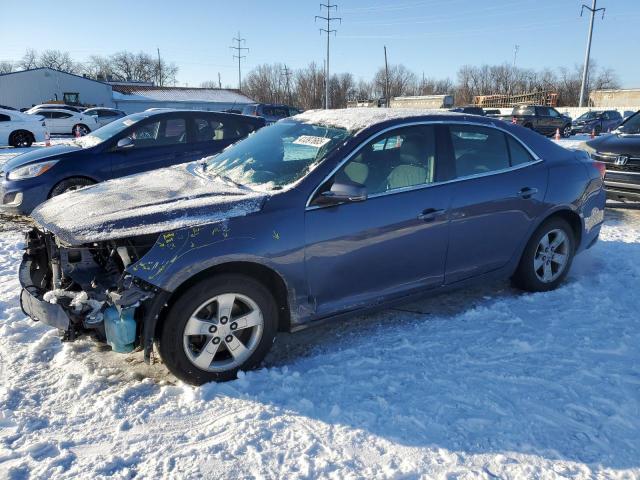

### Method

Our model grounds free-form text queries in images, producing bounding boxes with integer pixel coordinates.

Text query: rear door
[443,124,548,284]
[305,124,454,316]
[108,115,191,177]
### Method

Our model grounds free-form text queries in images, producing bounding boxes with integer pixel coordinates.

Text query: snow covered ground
[1,133,639,478]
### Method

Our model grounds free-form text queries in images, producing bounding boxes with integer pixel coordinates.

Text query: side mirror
[315,181,367,206]
[116,137,133,149]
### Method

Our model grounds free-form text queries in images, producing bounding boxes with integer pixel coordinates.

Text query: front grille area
[593,152,640,173]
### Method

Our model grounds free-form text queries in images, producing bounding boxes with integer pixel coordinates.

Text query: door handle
[517,187,538,199]
[417,208,446,221]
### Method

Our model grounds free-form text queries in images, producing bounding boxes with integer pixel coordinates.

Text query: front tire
[512,217,575,292]
[158,274,278,385]
[562,124,572,138]
[49,177,95,197]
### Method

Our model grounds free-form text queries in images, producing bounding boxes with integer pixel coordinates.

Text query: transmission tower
[579,0,605,107]
[281,65,293,104]
[315,3,341,109]
[230,32,248,91]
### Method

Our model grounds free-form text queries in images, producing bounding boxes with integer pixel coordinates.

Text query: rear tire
[158,274,278,385]
[49,177,95,197]
[9,130,34,148]
[72,124,90,136]
[512,217,575,292]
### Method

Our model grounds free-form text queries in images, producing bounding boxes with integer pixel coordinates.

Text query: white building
[0,68,114,110]
[111,85,254,114]
[0,68,255,113]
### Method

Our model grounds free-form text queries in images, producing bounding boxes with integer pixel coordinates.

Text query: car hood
[31,163,268,245]
[587,133,640,156]
[1,144,82,171]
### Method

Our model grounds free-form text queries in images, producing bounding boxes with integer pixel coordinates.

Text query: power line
[281,65,293,104]
[229,32,248,91]
[579,0,605,107]
[315,3,341,109]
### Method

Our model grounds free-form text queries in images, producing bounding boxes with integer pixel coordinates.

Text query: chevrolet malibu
[19,109,606,384]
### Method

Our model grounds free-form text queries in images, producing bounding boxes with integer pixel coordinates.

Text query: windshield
[616,112,640,135]
[74,112,150,147]
[576,111,600,121]
[205,120,350,190]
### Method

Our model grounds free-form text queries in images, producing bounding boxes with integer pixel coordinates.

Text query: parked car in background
[583,110,640,202]
[0,108,47,148]
[83,108,127,128]
[27,108,98,136]
[25,104,83,114]
[0,105,18,111]
[241,103,301,124]
[571,110,622,136]
[18,109,605,384]
[449,105,485,115]
[483,109,502,116]
[0,110,265,215]
[497,105,572,137]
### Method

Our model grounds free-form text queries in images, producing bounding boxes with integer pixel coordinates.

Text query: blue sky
[1,0,638,88]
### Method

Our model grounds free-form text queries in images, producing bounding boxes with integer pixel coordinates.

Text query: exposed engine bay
[19,228,169,360]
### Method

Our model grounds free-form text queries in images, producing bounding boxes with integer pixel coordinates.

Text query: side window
[548,108,560,118]
[449,125,510,177]
[129,120,161,148]
[506,135,534,166]
[334,125,436,196]
[163,118,186,144]
[0,114,10,122]
[52,112,72,119]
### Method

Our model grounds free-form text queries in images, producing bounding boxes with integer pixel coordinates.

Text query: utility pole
[230,32,248,91]
[579,0,605,107]
[157,47,162,87]
[316,3,341,109]
[384,46,390,107]
[281,65,293,104]
[512,44,520,67]
[218,72,222,89]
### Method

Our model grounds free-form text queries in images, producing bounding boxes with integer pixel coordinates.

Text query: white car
[83,107,127,128]
[0,108,48,148]
[25,104,83,114]
[28,108,98,136]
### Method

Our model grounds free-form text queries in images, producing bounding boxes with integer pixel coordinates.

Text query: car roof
[31,108,80,114]
[293,108,474,132]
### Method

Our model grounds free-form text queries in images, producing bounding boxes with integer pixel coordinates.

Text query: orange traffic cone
[590,128,596,139]
[554,128,561,140]
[45,131,51,147]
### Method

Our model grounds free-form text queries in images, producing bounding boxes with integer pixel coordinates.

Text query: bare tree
[37,50,78,73]
[372,64,418,99]
[295,62,325,110]
[200,80,220,88]
[19,49,38,70]
[242,63,286,104]
[0,61,13,74]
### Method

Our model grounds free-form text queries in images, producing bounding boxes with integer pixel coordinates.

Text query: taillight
[593,161,606,179]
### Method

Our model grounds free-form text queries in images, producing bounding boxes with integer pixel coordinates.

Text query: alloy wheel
[533,228,569,283]
[182,292,264,372]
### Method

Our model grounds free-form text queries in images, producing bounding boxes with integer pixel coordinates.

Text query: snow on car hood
[31,163,267,244]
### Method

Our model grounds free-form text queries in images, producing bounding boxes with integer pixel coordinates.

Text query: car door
[51,111,74,134]
[304,124,454,317]
[547,108,565,133]
[0,113,10,145]
[108,115,192,178]
[443,124,548,284]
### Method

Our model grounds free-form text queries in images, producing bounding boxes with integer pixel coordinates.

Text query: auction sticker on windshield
[293,135,331,148]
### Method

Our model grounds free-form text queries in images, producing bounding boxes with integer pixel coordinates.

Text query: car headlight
[7,160,58,180]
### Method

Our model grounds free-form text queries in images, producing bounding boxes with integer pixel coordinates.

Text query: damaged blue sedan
[20,109,606,384]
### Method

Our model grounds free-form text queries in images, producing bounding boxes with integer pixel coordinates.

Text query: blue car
[0,109,265,215]
[19,109,606,384]
[571,110,623,136]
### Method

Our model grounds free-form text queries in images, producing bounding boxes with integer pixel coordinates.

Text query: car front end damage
[19,227,169,361]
